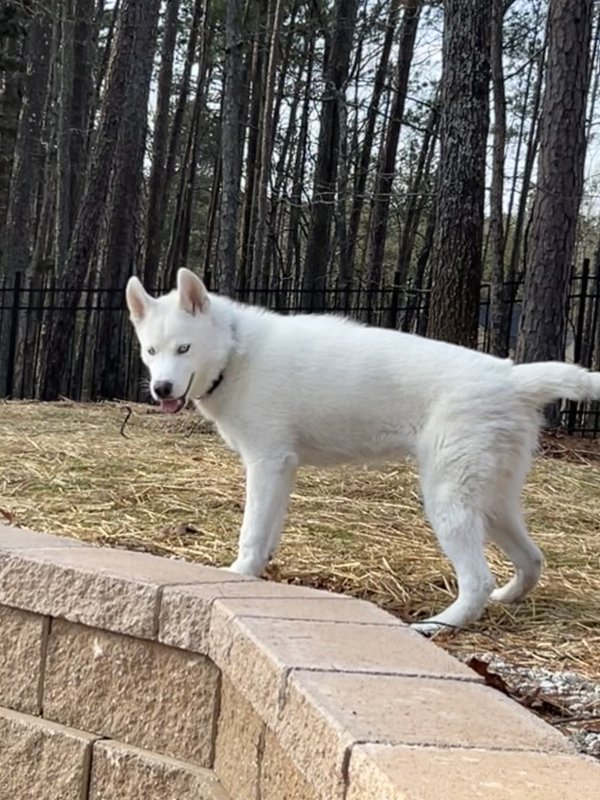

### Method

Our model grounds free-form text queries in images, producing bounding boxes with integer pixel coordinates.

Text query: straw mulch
[1,400,599,678]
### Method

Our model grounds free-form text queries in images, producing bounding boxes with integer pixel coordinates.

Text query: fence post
[5,271,22,398]
[573,258,590,364]
[567,258,590,433]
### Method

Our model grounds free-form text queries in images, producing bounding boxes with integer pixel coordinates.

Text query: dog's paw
[411,621,441,637]
[224,557,264,578]
[489,583,523,604]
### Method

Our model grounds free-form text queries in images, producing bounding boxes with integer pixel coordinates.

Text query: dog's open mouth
[158,397,186,414]
[156,373,195,414]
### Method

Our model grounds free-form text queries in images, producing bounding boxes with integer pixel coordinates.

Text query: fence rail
[1,265,599,435]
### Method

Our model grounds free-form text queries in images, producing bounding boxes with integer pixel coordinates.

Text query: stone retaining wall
[0,524,598,799]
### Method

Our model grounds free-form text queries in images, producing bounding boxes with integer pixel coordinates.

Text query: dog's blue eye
[177,344,190,355]
[147,347,156,356]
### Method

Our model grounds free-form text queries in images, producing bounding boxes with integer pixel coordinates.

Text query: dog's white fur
[126,268,600,632]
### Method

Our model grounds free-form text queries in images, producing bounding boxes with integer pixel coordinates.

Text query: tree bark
[94,0,161,397]
[389,96,439,328]
[286,33,314,299]
[55,0,95,271]
[506,43,545,287]
[143,0,181,288]
[403,192,437,334]
[366,0,421,291]
[251,0,285,291]
[220,0,245,296]
[100,0,161,286]
[0,34,24,255]
[302,0,358,309]
[37,0,152,399]
[238,8,267,294]
[260,4,299,296]
[160,0,205,284]
[488,0,508,357]
[427,0,491,348]
[88,0,119,148]
[4,1,54,276]
[343,0,401,282]
[516,0,593,370]
[165,24,208,283]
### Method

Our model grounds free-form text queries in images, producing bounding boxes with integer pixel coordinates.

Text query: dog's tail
[512,361,600,406]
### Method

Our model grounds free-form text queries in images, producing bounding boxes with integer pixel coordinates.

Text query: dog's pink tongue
[159,399,182,414]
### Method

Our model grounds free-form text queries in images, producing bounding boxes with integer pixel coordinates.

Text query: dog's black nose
[154,380,173,399]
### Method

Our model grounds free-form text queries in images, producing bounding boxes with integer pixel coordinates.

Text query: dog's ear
[177,268,209,315]
[126,276,152,323]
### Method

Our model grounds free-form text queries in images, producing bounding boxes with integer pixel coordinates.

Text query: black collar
[200,321,236,401]
[203,371,224,398]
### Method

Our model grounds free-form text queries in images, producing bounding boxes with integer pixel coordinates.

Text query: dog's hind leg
[486,430,543,604]
[488,507,543,604]
[226,454,298,577]
[412,427,498,634]
[412,496,496,634]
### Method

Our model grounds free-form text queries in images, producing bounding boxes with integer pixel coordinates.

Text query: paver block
[214,676,264,800]
[0,545,250,638]
[159,579,339,653]
[274,670,573,800]
[346,744,600,800]
[208,613,478,727]
[282,670,573,752]
[43,619,220,766]
[0,605,47,714]
[0,524,85,550]
[260,729,319,800]
[89,740,229,800]
[0,706,95,800]
[214,593,400,626]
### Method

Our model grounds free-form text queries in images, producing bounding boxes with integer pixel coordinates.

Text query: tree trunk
[366,0,421,291]
[94,0,161,397]
[302,0,358,309]
[516,0,593,373]
[251,0,285,291]
[36,0,151,400]
[238,8,267,294]
[66,0,148,283]
[506,43,545,287]
[488,0,508,357]
[427,0,491,348]
[55,0,95,272]
[0,35,24,255]
[4,1,54,276]
[143,0,181,288]
[286,33,314,301]
[88,0,119,148]
[262,7,299,296]
[160,0,205,285]
[220,0,245,296]
[99,2,161,282]
[202,150,222,288]
[403,190,437,334]
[389,96,439,328]
[165,27,208,284]
[343,0,402,282]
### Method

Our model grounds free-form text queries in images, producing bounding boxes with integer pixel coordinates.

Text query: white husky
[126,268,600,632]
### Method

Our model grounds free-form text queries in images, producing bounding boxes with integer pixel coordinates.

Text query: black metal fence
[1,264,599,434]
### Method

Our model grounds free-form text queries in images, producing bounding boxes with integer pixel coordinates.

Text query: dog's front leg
[227,455,297,577]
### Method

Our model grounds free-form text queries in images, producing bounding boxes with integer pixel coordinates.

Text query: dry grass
[1,400,599,678]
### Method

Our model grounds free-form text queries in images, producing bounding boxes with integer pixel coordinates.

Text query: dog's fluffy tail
[512,362,600,406]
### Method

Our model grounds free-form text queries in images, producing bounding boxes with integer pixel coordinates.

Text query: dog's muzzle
[155,373,195,414]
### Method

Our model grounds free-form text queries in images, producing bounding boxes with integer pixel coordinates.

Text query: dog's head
[126,268,228,413]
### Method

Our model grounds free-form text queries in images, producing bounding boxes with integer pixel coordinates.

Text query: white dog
[126,268,600,632]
